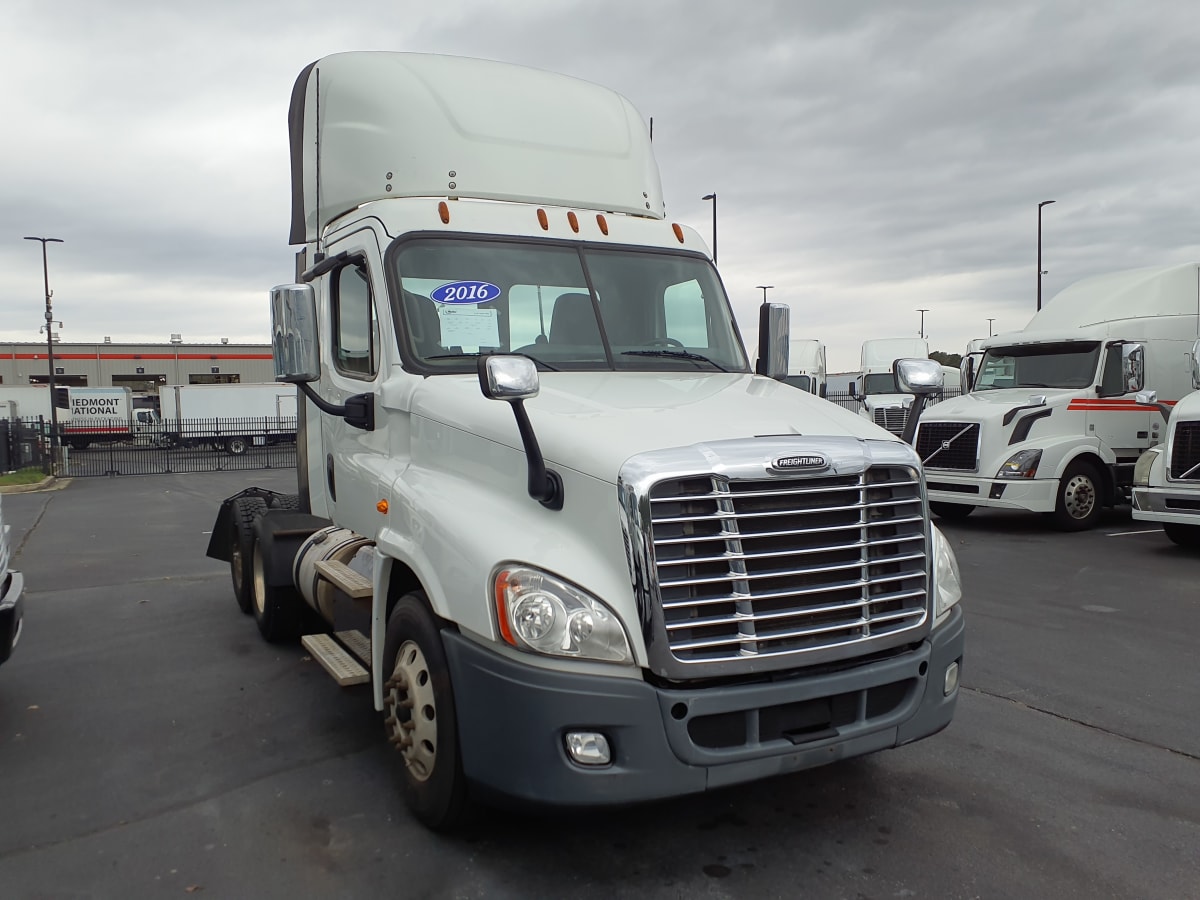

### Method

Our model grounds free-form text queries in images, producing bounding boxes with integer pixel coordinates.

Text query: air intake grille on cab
[915,422,980,471]
[648,467,928,665]
[1171,422,1200,480]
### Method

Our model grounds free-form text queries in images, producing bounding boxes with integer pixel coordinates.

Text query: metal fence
[0,417,51,474]
[1,416,297,478]
[824,388,963,414]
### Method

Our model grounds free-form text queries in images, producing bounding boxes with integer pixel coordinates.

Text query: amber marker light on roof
[567,211,579,233]
[537,208,549,231]
[672,223,685,244]
[438,201,450,224]
[596,214,609,235]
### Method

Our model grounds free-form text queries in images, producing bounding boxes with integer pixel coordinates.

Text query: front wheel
[225,436,249,455]
[382,593,467,831]
[1050,460,1104,531]
[930,501,975,520]
[1163,522,1200,549]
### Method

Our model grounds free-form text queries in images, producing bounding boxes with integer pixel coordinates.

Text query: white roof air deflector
[288,52,665,245]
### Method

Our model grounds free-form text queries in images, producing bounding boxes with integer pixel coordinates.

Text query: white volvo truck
[917,263,1200,530]
[206,52,964,829]
[1132,340,1200,547]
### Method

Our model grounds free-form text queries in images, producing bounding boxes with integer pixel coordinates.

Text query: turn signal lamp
[438,201,450,224]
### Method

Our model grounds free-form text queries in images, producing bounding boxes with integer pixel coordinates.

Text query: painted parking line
[1106,528,1161,537]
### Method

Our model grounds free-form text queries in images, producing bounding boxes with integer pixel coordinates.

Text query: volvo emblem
[941,440,953,451]
[772,454,829,472]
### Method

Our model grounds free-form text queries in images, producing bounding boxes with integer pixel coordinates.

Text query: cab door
[1090,342,1151,454]
[319,231,391,538]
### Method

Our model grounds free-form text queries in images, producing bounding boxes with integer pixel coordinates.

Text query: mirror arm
[296,382,375,431]
[901,395,929,446]
[508,399,564,510]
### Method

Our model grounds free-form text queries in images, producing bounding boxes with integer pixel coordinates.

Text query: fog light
[565,731,611,766]
[944,661,960,696]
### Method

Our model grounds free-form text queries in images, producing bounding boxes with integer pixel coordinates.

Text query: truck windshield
[784,374,813,392]
[975,342,1101,390]
[390,237,749,373]
[863,373,904,395]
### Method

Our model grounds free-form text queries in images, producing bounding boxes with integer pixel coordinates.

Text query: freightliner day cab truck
[917,263,1200,530]
[851,338,931,435]
[1132,340,1200,547]
[206,52,965,829]
[782,339,827,396]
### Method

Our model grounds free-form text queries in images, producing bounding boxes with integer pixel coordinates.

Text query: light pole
[987,317,995,337]
[1037,200,1056,311]
[701,193,717,264]
[756,285,774,303]
[24,236,64,458]
[916,308,929,340]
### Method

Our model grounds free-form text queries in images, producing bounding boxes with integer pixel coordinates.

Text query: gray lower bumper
[444,605,964,807]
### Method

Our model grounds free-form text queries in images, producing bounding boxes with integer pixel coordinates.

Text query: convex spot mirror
[271,283,321,383]
[894,358,944,395]
[479,355,540,401]
[1191,339,1200,390]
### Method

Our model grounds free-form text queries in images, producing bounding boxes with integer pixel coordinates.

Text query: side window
[1099,345,1124,396]
[332,262,378,378]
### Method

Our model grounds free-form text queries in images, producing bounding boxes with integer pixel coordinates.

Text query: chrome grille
[648,466,928,666]
[1170,421,1200,480]
[873,407,909,435]
[915,422,980,471]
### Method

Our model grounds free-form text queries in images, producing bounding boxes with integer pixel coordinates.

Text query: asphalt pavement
[0,472,1196,899]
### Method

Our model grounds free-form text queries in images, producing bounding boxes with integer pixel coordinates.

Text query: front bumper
[1131,484,1200,525]
[0,569,25,666]
[927,474,1059,513]
[444,605,964,808]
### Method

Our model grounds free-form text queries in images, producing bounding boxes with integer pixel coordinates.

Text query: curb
[0,476,69,494]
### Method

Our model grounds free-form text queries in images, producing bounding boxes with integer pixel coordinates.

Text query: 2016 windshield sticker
[431,281,501,304]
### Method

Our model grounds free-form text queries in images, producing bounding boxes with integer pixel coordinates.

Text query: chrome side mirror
[271,284,321,383]
[894,358,944,395]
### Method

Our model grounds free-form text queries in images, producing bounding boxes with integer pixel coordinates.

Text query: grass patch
[0,468,49,486]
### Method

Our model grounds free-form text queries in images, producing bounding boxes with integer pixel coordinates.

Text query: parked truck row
[207,51,964,830]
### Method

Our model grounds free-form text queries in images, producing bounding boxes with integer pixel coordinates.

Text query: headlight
[493,565,633,664]
[996,448,1042,478]
[930,525,963,626]
[1133,446,1162,487]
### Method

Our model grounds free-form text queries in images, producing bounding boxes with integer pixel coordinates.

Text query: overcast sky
[4,0,1200,372]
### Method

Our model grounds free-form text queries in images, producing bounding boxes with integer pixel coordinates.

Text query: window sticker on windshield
[439,306,500,350]
[431,281,501,305]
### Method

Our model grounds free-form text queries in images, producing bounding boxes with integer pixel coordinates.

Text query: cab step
[315,559,373,598]
[302,632,369,686]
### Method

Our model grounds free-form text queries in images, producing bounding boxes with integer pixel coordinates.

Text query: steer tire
[1050,460,1104,531]
[229,497,268,615]
[930,502,975,521]
[225,436,249,456]
[1163,522,1200,549]
[382,593,467,831]
[250,535,304,643]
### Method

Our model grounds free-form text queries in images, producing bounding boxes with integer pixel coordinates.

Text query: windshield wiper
[425,352,560,372]
[621,349,728,371]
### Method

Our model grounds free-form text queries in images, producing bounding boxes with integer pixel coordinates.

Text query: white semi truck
[206,52,964,829]
[782,339,827,396]
[852,338,931,435]
[1132,340,1200,547]
[158,382,298,455]
[917,263,1200,530]
[0,494,23,668]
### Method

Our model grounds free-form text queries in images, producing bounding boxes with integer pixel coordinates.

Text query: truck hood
[862,393,914,411]
[408,372,894,483]
[919,388,1081,426]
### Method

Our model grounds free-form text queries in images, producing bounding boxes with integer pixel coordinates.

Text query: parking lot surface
[0,472,1196,898]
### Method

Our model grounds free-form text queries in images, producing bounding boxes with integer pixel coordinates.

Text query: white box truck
[1131,340,1200,547]
[782,339,827,396]
[0,385,138,450]
[205,52,964,829]
[158,383,298,455]
[851,338,931,435]
[917,263,1200,530]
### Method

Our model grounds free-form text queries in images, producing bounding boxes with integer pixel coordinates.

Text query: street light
[987,318,995,337]
[1037,200,1056,311]
[756,285,774,303]
[916,308,929,340]
[701,193,717,264]
[24,236,64,459]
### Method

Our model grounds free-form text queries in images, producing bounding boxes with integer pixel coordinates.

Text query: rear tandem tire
[382,593,468,831]
[250,534,305,643]
[229,497,268,615]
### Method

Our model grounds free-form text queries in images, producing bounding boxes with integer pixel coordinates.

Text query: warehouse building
[0,338,275,404]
